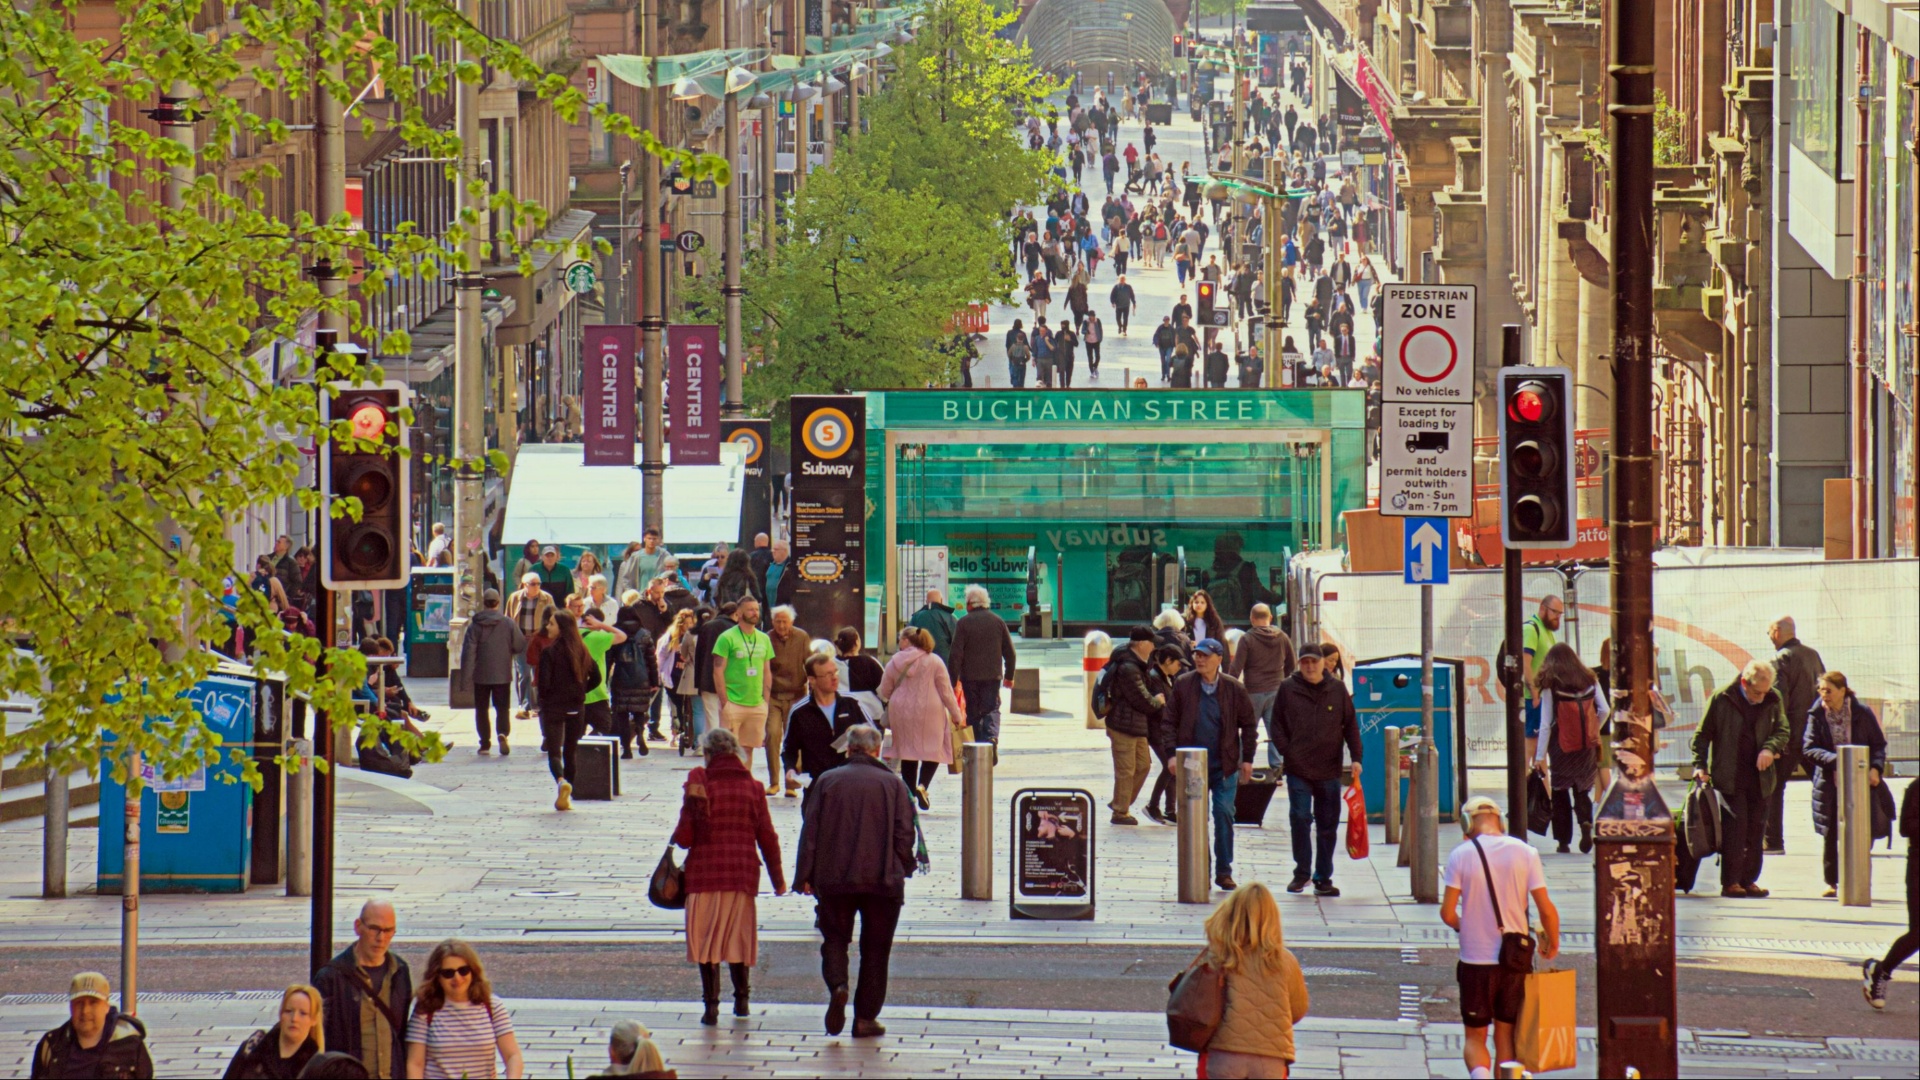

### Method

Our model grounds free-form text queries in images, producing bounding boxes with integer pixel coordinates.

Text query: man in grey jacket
[795,726,918,1039]
[1227,603,1296,766]
[460,589,526,755]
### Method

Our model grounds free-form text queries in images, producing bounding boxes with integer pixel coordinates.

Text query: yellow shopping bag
[1516,967,1578,1073]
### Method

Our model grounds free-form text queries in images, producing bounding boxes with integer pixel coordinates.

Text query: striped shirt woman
[405,940,523,1079]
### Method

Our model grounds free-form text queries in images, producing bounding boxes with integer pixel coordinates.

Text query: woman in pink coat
[879,625,965,810]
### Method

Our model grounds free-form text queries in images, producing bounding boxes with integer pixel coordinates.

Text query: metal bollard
[1176,748,1211,903]
[1384,726,1402,846]
[1839,744,1872,907]
[43,744,67,899]
[1412,736,1439,903]
[961,743,994,900]
[1083,631,1113,729]
[286,739,313,897]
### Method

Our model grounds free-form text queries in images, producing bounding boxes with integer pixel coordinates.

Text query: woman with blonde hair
[673,727,786,1025]
[1193,884,1310,1078]
[589,1019,668,1078]
[406,940,523,1079]
[223,984,323,1079]
[572,550,603,598]
[879,624,965,810]
[661,606,704,747]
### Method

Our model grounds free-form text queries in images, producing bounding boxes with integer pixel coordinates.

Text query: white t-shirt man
[1442,832,1546,965]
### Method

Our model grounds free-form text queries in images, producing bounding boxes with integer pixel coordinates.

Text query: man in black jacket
[947,585,1017,747]
[783,654,866,791]
[693,602,736,742]
[795,726,918,1039]
[1103,627,1164,825]
[1169,638,1259,890]
[1109,275,1136,334]
[1273,644,1362,896]
[312,900,412,1078]
[31,973,153,1079]
[1766,615,1824,852]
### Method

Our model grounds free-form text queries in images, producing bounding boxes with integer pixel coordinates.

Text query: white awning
[501,442,747,547]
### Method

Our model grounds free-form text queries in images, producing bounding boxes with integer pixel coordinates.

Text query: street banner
[582,324,635,466]
[722,418,772,546]
[789,395,865,638]
[668,324,720,465]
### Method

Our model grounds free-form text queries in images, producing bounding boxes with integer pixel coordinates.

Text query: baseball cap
[1297,643,1327,659]
[69,972,110,1002]
[542,545,558,555]
[1459,796,1503,834]
[1128,625,1157,643]
[1194,639,1226,657]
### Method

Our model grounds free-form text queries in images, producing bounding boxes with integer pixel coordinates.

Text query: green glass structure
[861,388,1367,637]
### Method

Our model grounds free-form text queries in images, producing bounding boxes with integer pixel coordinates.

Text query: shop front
[864,388,1367,639]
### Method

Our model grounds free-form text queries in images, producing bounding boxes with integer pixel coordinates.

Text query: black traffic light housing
[1497,366,1576,548]
[320,381,411,590]
[1196,280,1219,326]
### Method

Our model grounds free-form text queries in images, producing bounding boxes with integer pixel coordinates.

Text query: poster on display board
[897,545,950,620]
[1011,788,1096,920]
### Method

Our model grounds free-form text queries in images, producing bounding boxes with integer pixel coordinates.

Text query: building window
[1787,0,1843,176]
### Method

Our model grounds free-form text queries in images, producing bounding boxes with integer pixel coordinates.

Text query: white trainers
[555,780,573,811]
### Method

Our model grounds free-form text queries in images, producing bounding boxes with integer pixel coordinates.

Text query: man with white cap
[30,972,153,1078]
[1441,796,1561,1079]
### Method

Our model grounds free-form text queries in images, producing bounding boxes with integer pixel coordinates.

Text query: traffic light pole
[1499,325,1527,842]
[1597,0,1677,1070]
[450,0,486,624]
[721,0,746,420]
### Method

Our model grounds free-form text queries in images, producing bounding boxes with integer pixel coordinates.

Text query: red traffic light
[348,401,389,442]
[1506,381,1553,424]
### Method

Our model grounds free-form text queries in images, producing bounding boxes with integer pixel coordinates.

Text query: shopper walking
[1766,616,1825,852]
[1862,776,1919,1008]
[765,605,812,795]
[1531,642,1610,854]
[30,972,154,1080]
[1186,885,1310,1079]
[1804,671,1887,897]
[608,600,659,759]
[906,590,958,662]
[223,985,322,1080]
[405,941,523,1080]
[795,725,919,1038]
[506,574,554,722]
[1103,627,1163,825]
[1228,603,1295,767]
[1272,644,1361,896]
[1169,639,1259,891]
[1520,594,1563,761]
[460,589,525,756]
[314,900,411,1079]
[1110,276,1136,336]
[783,653,865,791]
[880,625,965,810]
[1692,659,1790,897]
[672,727,786,1026]
[1141,646,1186,824]
[711,598,774,771]
[948,584,1017,748]
[1442,797,1561,1080]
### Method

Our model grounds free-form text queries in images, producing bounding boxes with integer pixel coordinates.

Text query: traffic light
[320,381,411,590]
[1497,366,1576,548]
[1196,280,1217,325]
[1173,35,1185,58]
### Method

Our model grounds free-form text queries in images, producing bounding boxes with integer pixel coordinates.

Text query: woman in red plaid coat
[673,726,787,1026]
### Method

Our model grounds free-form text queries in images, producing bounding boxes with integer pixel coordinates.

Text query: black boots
[698,963,720,1025]
[729,962,752,1017]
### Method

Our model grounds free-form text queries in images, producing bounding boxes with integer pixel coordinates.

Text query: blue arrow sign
[1404,517,1449,586]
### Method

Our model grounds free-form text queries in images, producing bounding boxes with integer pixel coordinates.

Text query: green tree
[0,0,720,789]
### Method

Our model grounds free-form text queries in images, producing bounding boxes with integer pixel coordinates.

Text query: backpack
[1554,691,1600,754]
[1091,656,1120,719]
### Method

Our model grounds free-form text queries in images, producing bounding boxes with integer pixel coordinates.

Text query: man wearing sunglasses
[314,900,413,1078]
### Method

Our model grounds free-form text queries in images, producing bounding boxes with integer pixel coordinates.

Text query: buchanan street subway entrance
[864,388,1367,640]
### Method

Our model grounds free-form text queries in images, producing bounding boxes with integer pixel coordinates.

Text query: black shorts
[1456,962,1525,1028]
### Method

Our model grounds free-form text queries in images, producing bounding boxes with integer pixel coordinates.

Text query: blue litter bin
[99,673,255,894]
[1352,655,1467,824]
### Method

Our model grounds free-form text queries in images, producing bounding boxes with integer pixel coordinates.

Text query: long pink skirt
[684,890,758,964]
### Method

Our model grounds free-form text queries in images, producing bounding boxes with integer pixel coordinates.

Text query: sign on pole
[667,324,721,465]
[1403,517,1450,586]
[581,325,635,466]
[789,396,867,640]
[1380,283,1476,518]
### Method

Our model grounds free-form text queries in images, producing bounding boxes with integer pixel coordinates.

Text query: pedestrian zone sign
[1403,517,1449,586]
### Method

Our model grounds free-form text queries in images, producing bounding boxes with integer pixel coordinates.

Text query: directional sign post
[1403,517,1449,586]
[1380,283,1477,519]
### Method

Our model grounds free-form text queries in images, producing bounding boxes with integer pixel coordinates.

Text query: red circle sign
[1398,325,1459,384]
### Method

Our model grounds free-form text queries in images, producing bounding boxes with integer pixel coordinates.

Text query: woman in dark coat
[1803,670,1887,896]
[1531,642,1610,854]
[713,549,761,608]
[609,604,661,759]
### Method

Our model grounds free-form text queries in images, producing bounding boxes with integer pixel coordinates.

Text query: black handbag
[1526,772,1553,836]
[1470,836,1536,974]
[647,845,686,910]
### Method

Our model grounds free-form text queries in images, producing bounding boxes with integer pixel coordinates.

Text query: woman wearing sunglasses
[406,941,523,1079]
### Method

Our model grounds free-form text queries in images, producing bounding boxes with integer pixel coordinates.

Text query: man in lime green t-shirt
[711,598,773,763]
[1521,594,1563,760]
[577,600,627,740]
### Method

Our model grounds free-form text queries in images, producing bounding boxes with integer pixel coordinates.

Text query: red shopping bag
[1344,780,1369,859]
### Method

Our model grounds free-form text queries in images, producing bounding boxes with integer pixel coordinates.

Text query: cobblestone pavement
[0,642,1909,965]
[1,991,1914,1079]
